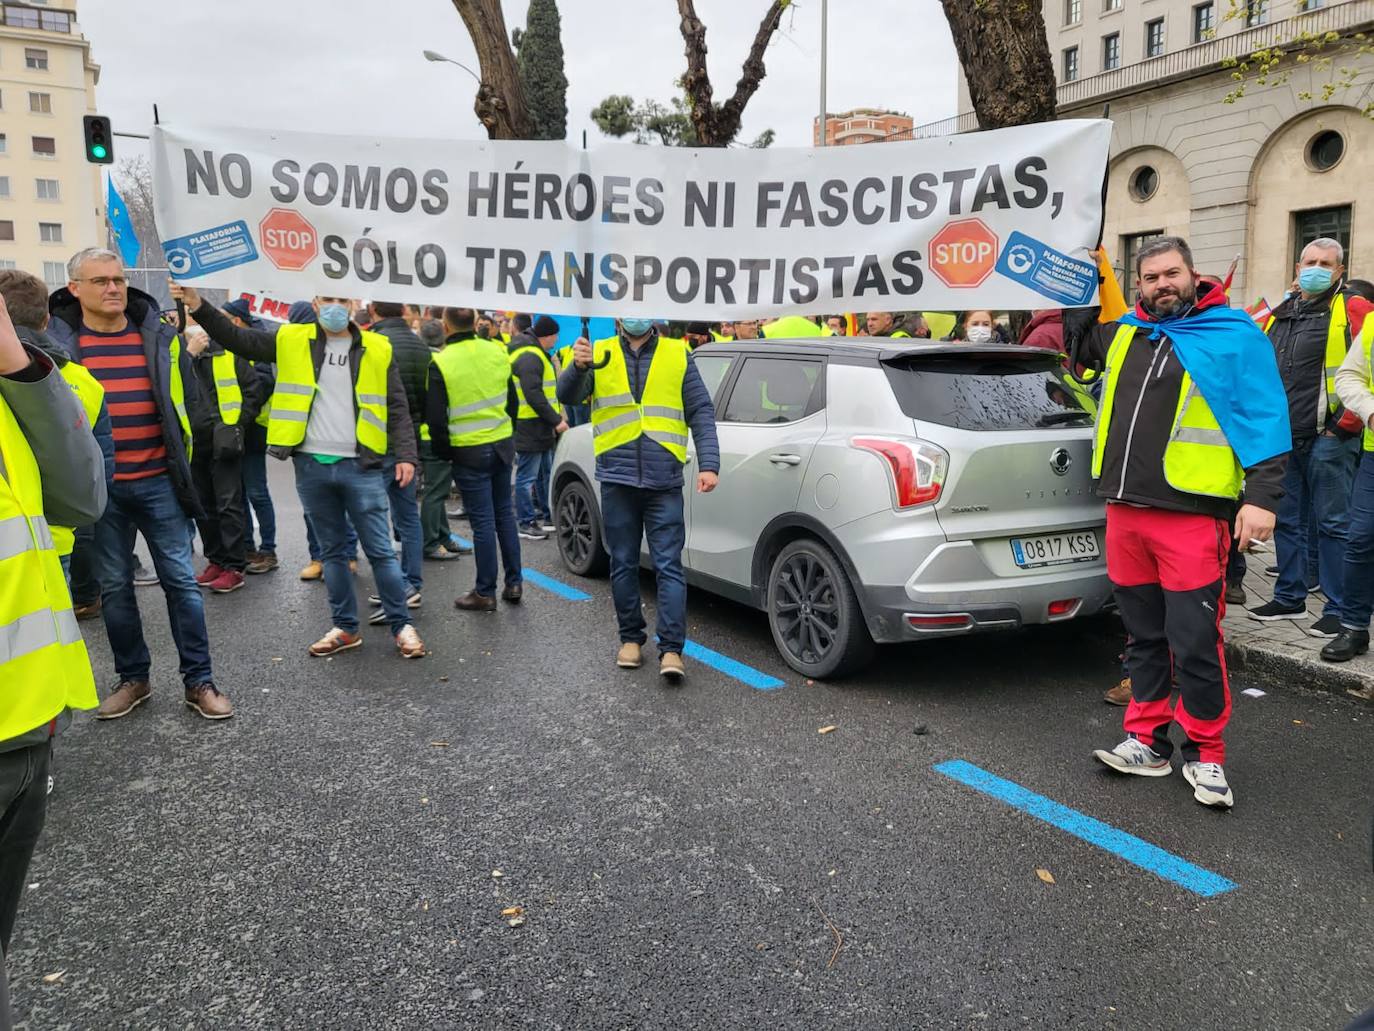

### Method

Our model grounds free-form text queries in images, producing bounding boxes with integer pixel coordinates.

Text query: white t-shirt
[302,334,358,458]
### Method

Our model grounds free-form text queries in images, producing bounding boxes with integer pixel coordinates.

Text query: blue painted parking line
[523,568,592,601]
[933,759,1237,898]
[450,533,472,549]
[682,639,786,691]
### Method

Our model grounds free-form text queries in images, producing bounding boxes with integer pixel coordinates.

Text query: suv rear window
[881,354,1095,431]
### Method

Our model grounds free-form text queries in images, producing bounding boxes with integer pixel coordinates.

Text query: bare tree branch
[939,0,1057,130]
[449,0,533,139]
[677,0,789,146]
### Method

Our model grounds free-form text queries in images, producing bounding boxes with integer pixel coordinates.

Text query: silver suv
[552,337,1111,679]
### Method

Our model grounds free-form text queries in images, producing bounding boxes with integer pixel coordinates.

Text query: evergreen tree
[513,0,568,141]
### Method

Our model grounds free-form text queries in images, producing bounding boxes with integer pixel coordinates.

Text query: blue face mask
[318,303,351,333]
[1298,266,1335,295]
[620,318,654,337]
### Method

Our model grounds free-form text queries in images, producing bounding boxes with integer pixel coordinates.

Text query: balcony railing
[906,0,1374,137]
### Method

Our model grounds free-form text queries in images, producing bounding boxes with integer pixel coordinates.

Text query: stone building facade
[946,0,1374,303]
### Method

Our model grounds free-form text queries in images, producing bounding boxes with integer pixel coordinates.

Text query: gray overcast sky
[78,0,957,153]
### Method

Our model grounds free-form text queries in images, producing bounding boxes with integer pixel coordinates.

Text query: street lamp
[423,49,481,83]
[817,0,828,147]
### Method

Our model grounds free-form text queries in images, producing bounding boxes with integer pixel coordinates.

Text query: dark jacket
[47,284,205,519]
[18,324,115,496]
[1019,310,1065,353]
[190,301,418,467]
[425,332,519,468]
[508,332,562,453]
[1264,284,1368,443]
[556,328,721,491]
[186,345,270,441]
[369,316,430,450]
[1081,288,1286,518]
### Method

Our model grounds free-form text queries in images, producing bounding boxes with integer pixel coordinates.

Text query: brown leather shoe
[184,683,233,720]
[454,591,497,612]
[616,642,642,669]
[1104,678,1132,706]
[246,552,279,574]
[96,679,151,720]
[501,583,523,604]
[73,598,102,621]
[659,652,685,681]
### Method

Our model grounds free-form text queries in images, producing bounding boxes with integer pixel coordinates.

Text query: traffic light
[83,115,113,164]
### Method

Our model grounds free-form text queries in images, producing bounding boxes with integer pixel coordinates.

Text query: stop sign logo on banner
[259,209,319,272]
[929,219,1000,289]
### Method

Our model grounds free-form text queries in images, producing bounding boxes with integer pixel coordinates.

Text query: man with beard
[1078,237,1290,809]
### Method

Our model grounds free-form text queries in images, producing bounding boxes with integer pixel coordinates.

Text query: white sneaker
[395,623,426,659]
[1182,761,1234,808]
[540,521,557,534]
[1093,737,1172,777]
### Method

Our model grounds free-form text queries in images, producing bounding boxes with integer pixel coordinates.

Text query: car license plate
[1011,531,1100,569]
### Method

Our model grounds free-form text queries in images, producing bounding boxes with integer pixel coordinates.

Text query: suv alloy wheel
[766,538,874,679]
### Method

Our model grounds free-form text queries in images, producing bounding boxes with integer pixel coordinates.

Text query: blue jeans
[1273,434,1358,617]
[306,511,357,562]
[384,458,423,594]
[92,475,214,688]
[452,450,522,598]
[293,456,411,635]
[1340,452,1374,629]
[241,450,277,553]
[601,483,686,656]
[515,449,555,525]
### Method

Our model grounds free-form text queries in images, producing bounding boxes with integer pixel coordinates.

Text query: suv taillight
[851,437,949,509]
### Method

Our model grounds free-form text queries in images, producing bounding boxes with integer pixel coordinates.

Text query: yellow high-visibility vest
[509,344,560,421]
[589,336,689,461]
[432,337,512,446]
[51,363,105,557]
[0,393,97,739]
[1359,319,1374,453]
[1092,323,1243,499]
[266,324,392,455]
[1265,292,1349,418]
[211,352,243,426]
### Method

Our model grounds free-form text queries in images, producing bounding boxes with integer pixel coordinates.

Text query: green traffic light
[91,144,107,159]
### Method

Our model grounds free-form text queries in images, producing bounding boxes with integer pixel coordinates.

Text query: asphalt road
[9,464,1373,1030]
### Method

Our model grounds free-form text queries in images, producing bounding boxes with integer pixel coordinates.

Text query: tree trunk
[939,0,1057,129]
[450,0,532,140]
[678,0,789,146]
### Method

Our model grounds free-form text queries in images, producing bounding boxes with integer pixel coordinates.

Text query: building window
[1130,166,1160,201]
[1306,130,1345,171]
[1293,207,1351,267]
[1065,0,1081,24]
[38,222,61,243]
[1103,33,1121,70]
[0,261,16,271]
[35,178,59,201]
[39,9,70,32]
[4,6,39,29]
[0,177,8,198]
[1122,231,1164,300]
[1299,0,1325,9]
[28,92,51,115]
[31,137,55,158]
[1104,0,1123,10]
[1245,0,1268,26]
[42,261,65,290]
[24,48,48,71]
[1192,2,1214,42]
[0,221,13,243]
[0,134,6,155]
[1146,19,1166,57]
[1064,46,1080,82]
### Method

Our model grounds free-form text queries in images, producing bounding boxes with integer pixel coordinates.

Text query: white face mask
[965,325,994,344]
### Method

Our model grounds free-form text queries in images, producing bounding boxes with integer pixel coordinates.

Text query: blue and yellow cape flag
[105,176,141,268]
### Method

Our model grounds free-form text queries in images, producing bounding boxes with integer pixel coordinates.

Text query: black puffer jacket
[369,316,430,450]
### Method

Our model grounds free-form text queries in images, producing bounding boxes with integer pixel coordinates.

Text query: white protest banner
[226,287,296,323]
[151,120,1111,320]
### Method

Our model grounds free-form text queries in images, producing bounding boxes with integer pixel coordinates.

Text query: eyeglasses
[77,276,128,288]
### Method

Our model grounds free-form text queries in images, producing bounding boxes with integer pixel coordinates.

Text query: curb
[1225,637,1374,706]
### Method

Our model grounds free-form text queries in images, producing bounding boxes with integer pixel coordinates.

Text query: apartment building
[949,0,1374,302]
[813,108,914,146]
[0,0,102,290]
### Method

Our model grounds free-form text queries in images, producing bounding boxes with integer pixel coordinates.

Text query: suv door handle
[768,453,802,466]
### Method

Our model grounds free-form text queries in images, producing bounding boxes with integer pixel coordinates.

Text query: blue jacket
[557,330,720,491]
[47,285,205,519]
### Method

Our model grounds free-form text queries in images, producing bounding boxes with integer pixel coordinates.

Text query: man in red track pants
[1078,237,1290,808]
